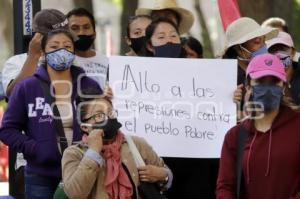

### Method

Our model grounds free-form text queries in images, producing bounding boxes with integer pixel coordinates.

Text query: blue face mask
[250,46,268,59]
[46,48,75,71]
[252,85,283,112]
[239,45,268,63]
[153,43,182,58]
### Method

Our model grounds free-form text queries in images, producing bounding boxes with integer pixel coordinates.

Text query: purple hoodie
[0,65,102,178]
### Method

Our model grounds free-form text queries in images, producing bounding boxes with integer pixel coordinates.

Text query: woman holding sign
[141,17,187,58]
[62,89,173,199]
[140,17,219,199]
[217,53,300,199]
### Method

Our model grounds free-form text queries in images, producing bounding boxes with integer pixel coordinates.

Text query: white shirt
[2,53,29,169]
[74,51,109,89]
[2,53,27,93]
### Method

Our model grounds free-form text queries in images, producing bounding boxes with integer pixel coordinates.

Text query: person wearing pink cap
[217,54,300,199]
[267,31,295,80]
[267,31,300,105]
[233,31,300,117]
[261,17,300,62]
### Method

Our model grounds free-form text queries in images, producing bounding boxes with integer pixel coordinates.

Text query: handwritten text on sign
[109,56,237,158]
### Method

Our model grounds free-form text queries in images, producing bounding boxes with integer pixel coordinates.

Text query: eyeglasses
[83,110,118,123]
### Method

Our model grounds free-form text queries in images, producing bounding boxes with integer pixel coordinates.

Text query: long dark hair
[181,36,203,58]
[222,46,238,59]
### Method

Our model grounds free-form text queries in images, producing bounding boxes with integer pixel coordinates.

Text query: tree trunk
[290,1,300,50]
[120,0,138,55]
[1,0,13,58]
[237,0,300,50]
[194,0,214,58]
[237,0,293,24]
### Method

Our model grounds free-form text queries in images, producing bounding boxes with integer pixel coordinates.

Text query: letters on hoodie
[28,97,53,118]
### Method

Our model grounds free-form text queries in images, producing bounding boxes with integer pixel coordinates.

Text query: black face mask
[153,43,182,58]
[129,36,146,55]
[75,35,95,51]
[91,118,122,140]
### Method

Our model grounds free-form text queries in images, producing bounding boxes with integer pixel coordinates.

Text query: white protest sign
[109,56,237,158]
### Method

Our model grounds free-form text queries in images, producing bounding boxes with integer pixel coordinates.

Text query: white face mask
[274,50,292,69]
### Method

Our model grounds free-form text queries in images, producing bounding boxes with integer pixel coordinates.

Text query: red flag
[218,0,241,31]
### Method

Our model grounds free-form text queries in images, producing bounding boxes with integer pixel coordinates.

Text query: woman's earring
[283,86,287,96]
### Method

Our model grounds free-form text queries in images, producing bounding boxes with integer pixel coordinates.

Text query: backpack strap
[38,78,68,154]
[236,124,248,199]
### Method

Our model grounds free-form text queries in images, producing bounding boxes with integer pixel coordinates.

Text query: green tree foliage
[238,0,300,50]
[291,0,300,50]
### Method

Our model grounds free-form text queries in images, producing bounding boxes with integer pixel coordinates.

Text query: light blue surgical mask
[46,48,75,71]
[250,46,268,59]
[239,45,268,62]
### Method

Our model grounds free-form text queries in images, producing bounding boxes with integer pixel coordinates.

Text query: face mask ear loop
[283,85,287,95]
[239,44,252,54]
[237,45,251,62]
[239,45,252,54]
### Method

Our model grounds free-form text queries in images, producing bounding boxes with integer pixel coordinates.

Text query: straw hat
[223,17,278,54]
[135,0,194,34]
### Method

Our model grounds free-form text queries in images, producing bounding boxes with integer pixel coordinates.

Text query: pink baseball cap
[246,53,287,82]
[266,31,294,49]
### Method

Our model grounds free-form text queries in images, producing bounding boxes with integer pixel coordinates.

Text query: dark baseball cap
[32,9,68,34]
